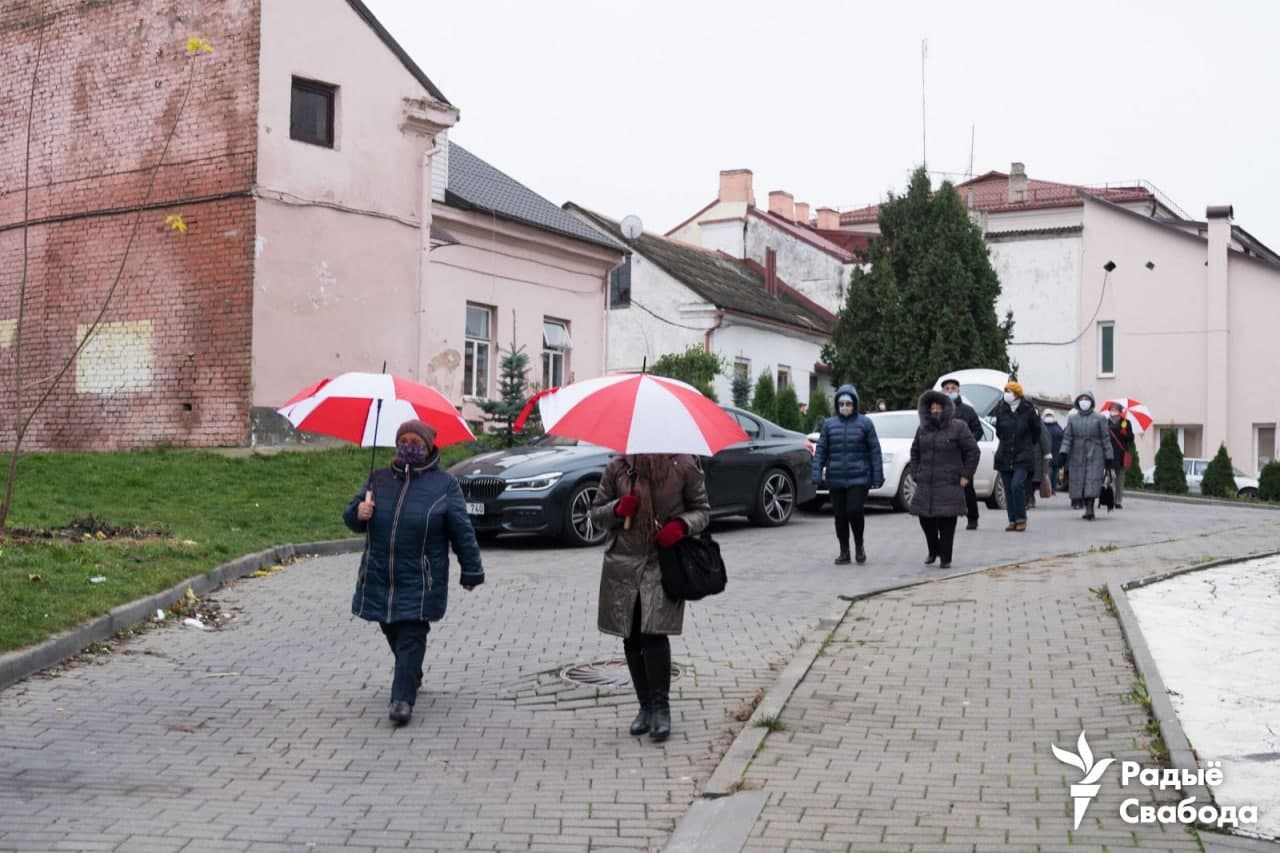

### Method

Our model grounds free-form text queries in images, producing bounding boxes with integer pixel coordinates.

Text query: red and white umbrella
[278,371,474,447]
[536,374,747,456]
[1099,397,1153,433]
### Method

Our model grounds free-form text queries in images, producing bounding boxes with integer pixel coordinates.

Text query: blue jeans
[1002,467,1029,524]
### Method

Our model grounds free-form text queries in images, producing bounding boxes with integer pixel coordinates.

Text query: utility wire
[1010,269,1112,347]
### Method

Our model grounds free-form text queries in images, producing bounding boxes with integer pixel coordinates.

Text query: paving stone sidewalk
[736,515,1280,853]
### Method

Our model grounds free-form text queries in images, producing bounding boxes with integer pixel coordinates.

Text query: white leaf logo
[1052,730,1114,830]
[1052,742,1086,773]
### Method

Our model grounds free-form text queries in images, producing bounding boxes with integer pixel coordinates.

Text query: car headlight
[504,472,564,491]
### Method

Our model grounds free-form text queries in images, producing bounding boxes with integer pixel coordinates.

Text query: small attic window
[290,77,336,148]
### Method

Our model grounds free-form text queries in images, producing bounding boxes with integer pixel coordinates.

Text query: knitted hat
[1004,381,1024,398]
[395,419,436,446]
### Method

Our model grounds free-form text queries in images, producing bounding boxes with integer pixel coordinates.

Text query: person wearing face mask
[1058,392,1114,520]
[344,419,484,725]
[940,378,983,530]
[1042,411,1065,491]
[812,384,884,564]
[909,390,979,568]
[1106,403,1136,509]
[992,381,1040,531]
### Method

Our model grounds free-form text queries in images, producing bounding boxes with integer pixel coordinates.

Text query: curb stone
[0,537,364,692]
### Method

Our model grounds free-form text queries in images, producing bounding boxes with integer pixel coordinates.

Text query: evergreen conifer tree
[1153,430,1188,494]
[478,339,533,447]
[731,372,752,408]
[775,385,802,431]
[1124,441,1145,490]
[1258,461,1280,502]
[1199,443,1238,498]
[751,370,778,423]
[805,392,831,432]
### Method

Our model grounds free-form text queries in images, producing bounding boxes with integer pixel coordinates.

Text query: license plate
[465,502,485,516]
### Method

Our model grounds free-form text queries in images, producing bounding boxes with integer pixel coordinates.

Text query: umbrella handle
[365,489,373,504]
[624,515,632,530]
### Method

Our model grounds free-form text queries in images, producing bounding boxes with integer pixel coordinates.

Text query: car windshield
[961,384,1004,416]
[868,411,918,439]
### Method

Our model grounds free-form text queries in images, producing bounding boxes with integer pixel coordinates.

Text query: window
[1168,425,1203,459]
[542,319,571,388]
[609,257,631,308]
[1098,322,1115,377]
[734,412,761,439]
[1256,424,1276,473]
[777,365,791,390]
[463,304,492,397]
[290,77,336,148]
[733,358,750,382]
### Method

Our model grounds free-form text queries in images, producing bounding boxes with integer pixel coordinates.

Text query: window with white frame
[464,304,492,397]
[1098,322,1115,377]
[733,358,750,382]
[777,365,791,390]
[1256,423,1276,473]
[542,318,571,388]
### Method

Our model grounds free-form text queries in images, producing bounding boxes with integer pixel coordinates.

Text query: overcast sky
[365,0,1280,246]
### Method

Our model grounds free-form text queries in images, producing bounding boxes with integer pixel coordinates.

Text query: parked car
[931,368,1010,417]
[448,406,816,546]
[805,410,1006,511]
[1142,458,1260,499]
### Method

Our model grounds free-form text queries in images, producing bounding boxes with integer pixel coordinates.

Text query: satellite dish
[620,215,643,239]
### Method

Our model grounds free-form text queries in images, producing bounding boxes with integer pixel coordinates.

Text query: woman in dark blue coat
[811,384,884,564]
[344,419,484,725]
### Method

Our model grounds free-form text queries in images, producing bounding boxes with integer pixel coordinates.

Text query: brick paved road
[0,495,1274,851]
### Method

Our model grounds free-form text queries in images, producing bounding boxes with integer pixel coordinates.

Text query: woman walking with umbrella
[591,454,710,742]
[343,419,484,725]
[909,390,980,569]
[1058,391,1114,520]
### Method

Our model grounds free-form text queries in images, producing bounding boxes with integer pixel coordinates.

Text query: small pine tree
[1125,441,1145,490]
[805,392,831,433]
[477,339,533,447]
[731,372,752,408]
[775,385,802,431]
[1199,443,1238,498]
[751,370,778,423]
[1153,430,1188,494]
[1258,460,1280,502]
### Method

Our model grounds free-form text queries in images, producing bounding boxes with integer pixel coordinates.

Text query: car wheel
[986,474,1007,510]
[894,471,915,512]
[561,480,607,547]
[750,469,795,526]
[1238,487,1258,501]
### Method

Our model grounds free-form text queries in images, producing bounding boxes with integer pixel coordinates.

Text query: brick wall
[0,0,261,450]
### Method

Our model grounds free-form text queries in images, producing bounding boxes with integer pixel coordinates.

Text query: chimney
[816,207,841,230]
[1205,204,1233,456]
[794,201,811,225]
[1008,161,1029,203]
[718,169,755,205]
[768,191,795,222]
[765,247,778,296]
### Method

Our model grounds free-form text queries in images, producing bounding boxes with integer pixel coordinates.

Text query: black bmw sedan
[448,406,815,546]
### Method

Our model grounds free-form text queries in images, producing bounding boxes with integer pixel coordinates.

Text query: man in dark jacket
[812,384,884,565]
[992,381,1040,531]
[1043,412,1065,490]
[941,377,983,530]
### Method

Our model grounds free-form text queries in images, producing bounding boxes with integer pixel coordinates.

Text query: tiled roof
[839,171,1157,225]
[345,0,450,104]
[569,206,835,336]
[813,228,873,258]
[445,144,627,252]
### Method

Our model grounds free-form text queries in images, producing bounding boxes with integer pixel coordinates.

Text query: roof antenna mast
[920,38,928,168]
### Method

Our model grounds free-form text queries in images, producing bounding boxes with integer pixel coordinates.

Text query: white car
[806,410,1005,511]
[1142,458,1260,499]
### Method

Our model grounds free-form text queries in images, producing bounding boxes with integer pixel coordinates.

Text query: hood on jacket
[834,384,860,418]
[1074,390,1097,411]
[917,389,955,428]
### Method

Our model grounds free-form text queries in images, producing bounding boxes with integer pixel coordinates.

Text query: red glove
[615,494,640,518]
[655,519,688,549]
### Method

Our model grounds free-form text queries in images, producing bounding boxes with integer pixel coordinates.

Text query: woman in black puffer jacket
[992,381,1041,531]
[344,419,484,726]
[909,390,980,569]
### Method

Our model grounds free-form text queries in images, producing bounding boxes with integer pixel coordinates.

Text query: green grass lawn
[0,444,475,653]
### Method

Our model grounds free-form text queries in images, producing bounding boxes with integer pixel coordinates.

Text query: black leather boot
[1083,498,1096,520]
[623,642,650,736]
[644,640,672,742]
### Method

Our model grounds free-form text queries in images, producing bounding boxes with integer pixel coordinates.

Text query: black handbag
[658,531,727,601]
[1099,470,1116,512]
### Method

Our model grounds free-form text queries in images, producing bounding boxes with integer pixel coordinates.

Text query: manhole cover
[561,659,682,688]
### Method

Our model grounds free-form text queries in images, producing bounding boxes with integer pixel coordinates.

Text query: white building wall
[744,217,849,314]
[699,220,745,258]
[990,234,1083,401]
[711,321,823,408]
[606,255,714,374]
[667,201,748,243]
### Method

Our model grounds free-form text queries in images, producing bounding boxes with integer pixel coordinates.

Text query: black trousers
[918,516,958,563]
[622,597,671,711]
[963,480,979,523]
[829,485,870,553]
[379,620,430,705]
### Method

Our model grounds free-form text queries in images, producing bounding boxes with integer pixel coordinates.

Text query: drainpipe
[704,308,725,352]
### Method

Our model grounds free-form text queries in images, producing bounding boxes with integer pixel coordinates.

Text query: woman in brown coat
[909,390,980,569]
[590,454,710,742]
